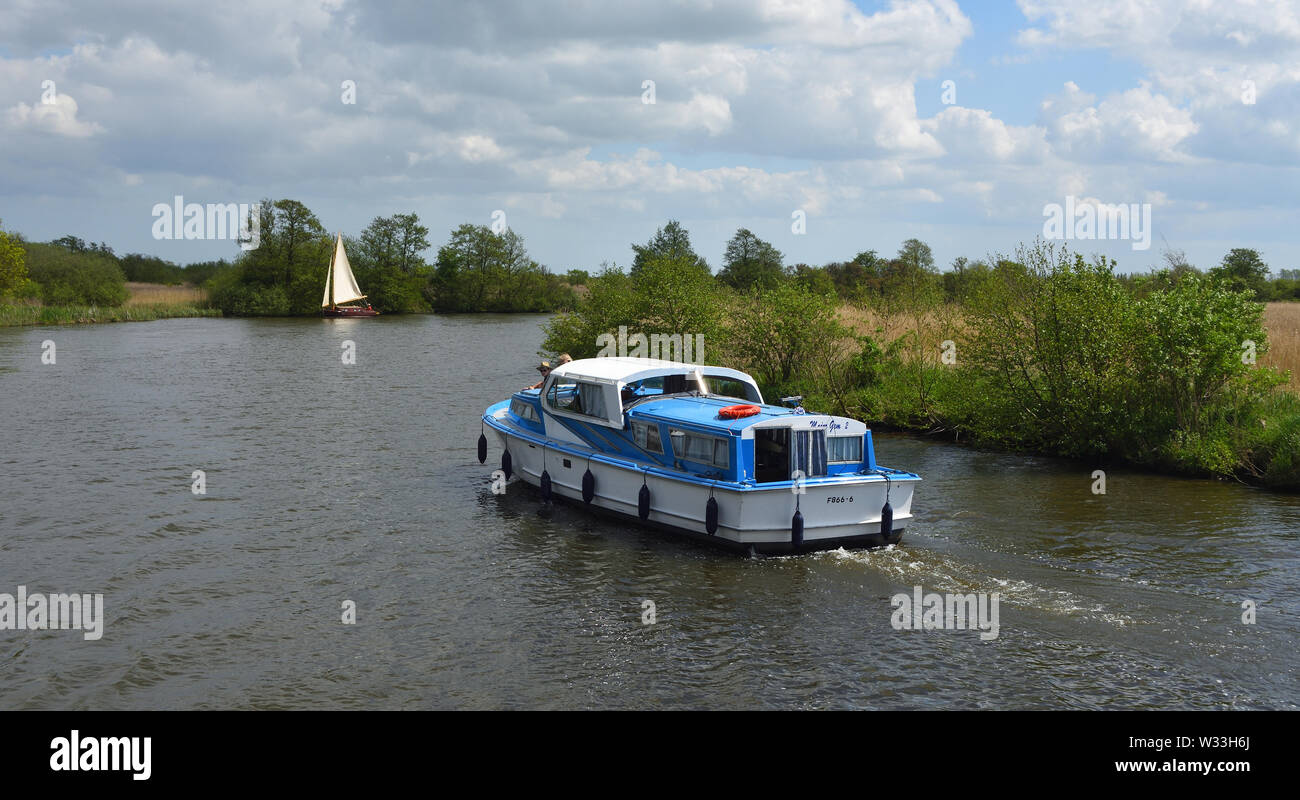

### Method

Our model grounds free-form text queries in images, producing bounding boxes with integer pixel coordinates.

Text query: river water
[1,314,1297,709]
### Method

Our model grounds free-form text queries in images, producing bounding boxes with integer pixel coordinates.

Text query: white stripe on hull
[491,425,915,548]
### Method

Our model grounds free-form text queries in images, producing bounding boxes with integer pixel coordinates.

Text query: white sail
[325,233,366,306]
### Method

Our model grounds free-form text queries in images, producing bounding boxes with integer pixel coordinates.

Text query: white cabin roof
[551,357,757,387]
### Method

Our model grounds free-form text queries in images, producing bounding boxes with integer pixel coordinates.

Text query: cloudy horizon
[3,0,1299,274]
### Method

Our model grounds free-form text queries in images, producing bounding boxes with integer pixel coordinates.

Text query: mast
[322,234,337,309]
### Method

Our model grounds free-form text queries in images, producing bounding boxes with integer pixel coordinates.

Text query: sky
[2,0,1299,275]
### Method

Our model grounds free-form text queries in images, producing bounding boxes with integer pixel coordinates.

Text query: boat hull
[322,307,379,317]
[487,415,916,555]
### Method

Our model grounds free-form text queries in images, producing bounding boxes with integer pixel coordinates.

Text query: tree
[791,263,836,296]
[22,241,128,306]
[209,198,331,316]
[0,221,28,297]
[824,250,887,300]
[725,283,845,388]
[270,199,328,292]
[630,220,709,277]
[1133,274,1273,436]
[1211,248,1269,299]
[542,264,635,358]
[718,228,784,291]
[943,257,991,302]
[349,213,432,313]
[964,240,1138,456]
[119,253,184,284]
[890,238,936,286]
[356,213,430,275]
[632,252,725,343]
[431,224,572,313]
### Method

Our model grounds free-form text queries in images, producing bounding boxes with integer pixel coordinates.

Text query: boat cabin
[508,357,878,485]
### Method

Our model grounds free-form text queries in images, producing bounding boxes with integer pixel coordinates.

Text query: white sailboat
[321,232,377,317]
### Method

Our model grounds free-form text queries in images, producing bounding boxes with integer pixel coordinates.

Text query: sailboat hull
[322,307,379,317]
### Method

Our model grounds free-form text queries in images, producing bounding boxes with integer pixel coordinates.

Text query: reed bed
[1263,302,1300,392]
[125,282,207,306]
[0,302,219,327]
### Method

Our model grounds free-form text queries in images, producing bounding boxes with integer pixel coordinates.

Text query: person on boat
[526,354,570,390]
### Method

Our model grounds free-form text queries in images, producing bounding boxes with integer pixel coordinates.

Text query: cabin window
[510,399,540,423]
[669,429,729,469]
[632,421,663,454]
[546,379,608,420]
[827,435,863,463]
[701,375,759,402]
[792,429,828,478]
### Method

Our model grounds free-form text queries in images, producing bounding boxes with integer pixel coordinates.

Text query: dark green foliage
[430,224,575,313]
[790,263,836,296]
[0,221,26,297]
[630,220,710,277]
[208,199,331,316]
[1211,248,1270,299]
[183,259,233,286]
[724,283,843,389]
[717,228,785,291]
[542,253,723,359]
[541,266,635,358]
[822,250,887,301]
[23,242,128,306]
[120,253,185,284]
[347,214,433,313]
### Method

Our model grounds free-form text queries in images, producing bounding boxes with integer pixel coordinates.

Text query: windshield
[701,374,760,402]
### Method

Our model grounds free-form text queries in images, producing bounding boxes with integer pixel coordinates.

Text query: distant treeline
[0,203,580,315]
[0,228,230,307]
[4,207,1295,315]
[205,200,578,316]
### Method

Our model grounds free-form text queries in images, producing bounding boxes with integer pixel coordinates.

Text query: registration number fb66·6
[826,496,854,504]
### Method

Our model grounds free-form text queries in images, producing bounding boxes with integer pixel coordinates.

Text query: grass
[841,300,1299,392]
[1263,302,1300,392]
[124,282,207,306]
[0,283,217,326]
[0,303,220,326]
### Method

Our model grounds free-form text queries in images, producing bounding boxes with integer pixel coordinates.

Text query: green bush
[23,242,129,306]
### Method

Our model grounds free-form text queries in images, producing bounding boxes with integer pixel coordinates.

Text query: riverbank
[832,303,1300,491]
[0,281,219,327]
[0,301,219,326]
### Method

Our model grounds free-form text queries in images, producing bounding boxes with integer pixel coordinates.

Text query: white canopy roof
[552,357,758,388]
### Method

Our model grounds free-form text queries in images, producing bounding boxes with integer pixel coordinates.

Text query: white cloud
[5,93,102,137]
[0,0,1295,273]
[922,106,1048,163]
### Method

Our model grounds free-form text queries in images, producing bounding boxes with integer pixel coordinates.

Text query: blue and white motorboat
[479,357,920,554]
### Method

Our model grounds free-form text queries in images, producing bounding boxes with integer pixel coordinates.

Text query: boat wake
[814,546,1137,628]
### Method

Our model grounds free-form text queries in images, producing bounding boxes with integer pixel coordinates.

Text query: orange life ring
[718,404,761,419]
